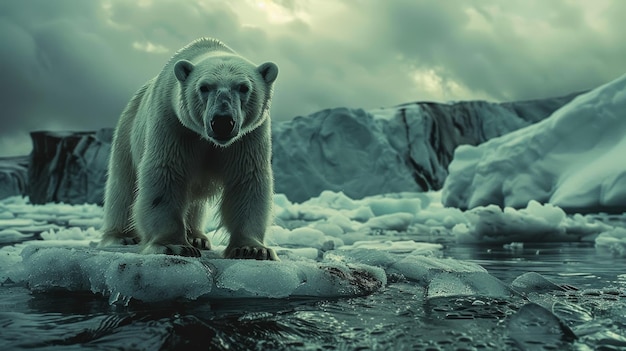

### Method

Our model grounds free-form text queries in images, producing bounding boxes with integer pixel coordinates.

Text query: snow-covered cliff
[273,94,578,202]
[0,94,577,205]
[442,74,626,213]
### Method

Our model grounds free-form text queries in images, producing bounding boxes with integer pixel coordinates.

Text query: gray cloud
[0,0,624,156]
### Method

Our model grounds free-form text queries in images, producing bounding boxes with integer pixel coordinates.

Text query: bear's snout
[210,114,236,142]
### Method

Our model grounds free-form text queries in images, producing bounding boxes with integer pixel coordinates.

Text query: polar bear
[100,38,279,260]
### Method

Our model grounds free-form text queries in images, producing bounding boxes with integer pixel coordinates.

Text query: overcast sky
[1,0,625,156]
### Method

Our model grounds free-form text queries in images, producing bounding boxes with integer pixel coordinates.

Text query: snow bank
[595,228,626,257]
[452,200,612,244]
[443,74,626,212]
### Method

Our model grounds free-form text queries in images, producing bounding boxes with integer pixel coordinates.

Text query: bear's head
[173,54,278,147]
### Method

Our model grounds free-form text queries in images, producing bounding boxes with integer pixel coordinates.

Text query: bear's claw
[165,245,201,257]
[190,238,211,250]
[142,244,201,257]
[226,246,279,261]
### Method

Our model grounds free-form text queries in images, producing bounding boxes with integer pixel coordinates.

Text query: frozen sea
[1,192,626,351]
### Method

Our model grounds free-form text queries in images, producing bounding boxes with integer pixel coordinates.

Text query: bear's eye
[238,84,250,94]
[199,85,211,93]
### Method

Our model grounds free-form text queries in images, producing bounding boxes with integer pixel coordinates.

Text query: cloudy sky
[1,0,625,156]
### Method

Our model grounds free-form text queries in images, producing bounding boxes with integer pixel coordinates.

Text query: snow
[443,74,626,212]
[0,189,619,304]
[272,94,574,202]
[451,200,612,244]
[595,228,626,257]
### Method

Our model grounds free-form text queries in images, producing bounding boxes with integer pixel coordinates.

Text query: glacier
[443,74,626,213]
[0,92,576,205]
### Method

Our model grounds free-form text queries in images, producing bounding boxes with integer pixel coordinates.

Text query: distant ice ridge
[273,93,577,202]
[1,190,623,303]
[1,91,576,205]
[443,74,626,213]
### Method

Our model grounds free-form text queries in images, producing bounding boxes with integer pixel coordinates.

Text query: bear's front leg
[134,163,201,257]
[220,149,278,260]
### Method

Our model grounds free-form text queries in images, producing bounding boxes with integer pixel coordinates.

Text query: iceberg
[443,74,626,213]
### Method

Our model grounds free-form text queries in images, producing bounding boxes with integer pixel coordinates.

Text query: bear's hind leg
[100,132,140,247]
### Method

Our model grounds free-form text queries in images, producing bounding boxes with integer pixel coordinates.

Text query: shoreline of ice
[1,189,624,303]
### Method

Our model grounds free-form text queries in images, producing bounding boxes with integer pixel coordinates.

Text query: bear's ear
[174,59,195,82]
[258,62,278,85]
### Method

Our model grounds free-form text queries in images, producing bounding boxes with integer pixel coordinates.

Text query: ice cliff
[442,74,626,213]
[0,156,28,200]
[1,93,576,205]
[274,95,576,202]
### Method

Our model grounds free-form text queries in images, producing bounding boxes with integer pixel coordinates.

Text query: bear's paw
[142,244,202,257]
[225,246,279,261]
[189,237,211,250]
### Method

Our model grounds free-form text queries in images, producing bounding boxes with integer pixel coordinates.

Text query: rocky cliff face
[27,130,112,205]
[0,156,29,200]
[0,93,579,204]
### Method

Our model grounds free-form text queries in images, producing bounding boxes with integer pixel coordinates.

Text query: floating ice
[338,240,441,254]
[11,245,385,302]
[508,303,577,349]
[325,248,485,287]
[595,228,626,257]
[451,201,612,244]
[426,271,517,299]
[511,272,565,294]
[360,213,414,231]
[0,190,618,304]
[0,229,34,244]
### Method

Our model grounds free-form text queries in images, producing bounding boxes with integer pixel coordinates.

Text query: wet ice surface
[1,193,626,350]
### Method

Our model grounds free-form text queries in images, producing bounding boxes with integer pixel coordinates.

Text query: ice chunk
[426,271,518,299]
[0,229,34,244]
[339,240,441,254]
[444,73,626,212]
[390,255,487,285]
[364,197,422,216]
[595,227,626,257]
[360,213,414,231]
[67,218,103,228]
[266,226,344,250]
[13,246,386,302]
[453,201,611,244]
[0,218,36,229]
[508,303,577,349]
[511,272,565,294]
[326,249,486,287]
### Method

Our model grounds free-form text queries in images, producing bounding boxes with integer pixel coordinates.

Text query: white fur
[100,38,279,259]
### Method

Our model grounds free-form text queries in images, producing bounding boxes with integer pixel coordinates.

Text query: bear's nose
[210,114,236,141]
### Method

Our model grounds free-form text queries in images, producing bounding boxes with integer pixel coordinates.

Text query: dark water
[1,240,626,350]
